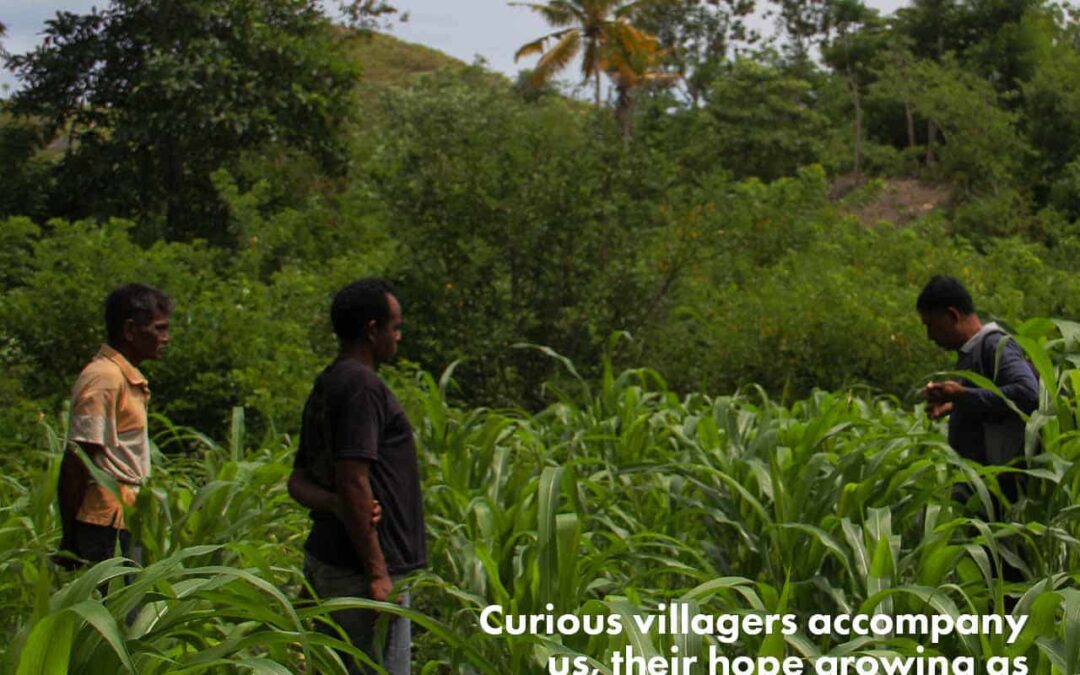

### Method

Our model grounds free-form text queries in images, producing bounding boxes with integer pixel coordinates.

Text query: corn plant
[5,325,1080,672]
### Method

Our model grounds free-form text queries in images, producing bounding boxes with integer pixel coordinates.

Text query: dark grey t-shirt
[294,357,426,574]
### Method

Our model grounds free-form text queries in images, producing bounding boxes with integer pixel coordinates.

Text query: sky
[1,0,911,93]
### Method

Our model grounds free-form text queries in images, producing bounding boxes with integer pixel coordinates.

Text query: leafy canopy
[4,0,358,243]
[513,0,659,106]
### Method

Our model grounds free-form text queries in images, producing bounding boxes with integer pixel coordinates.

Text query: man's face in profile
[919,308,962,351]
[372,294,402,365]
[127,311,172,362]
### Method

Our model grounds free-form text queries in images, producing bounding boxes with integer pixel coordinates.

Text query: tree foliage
[903,55,1028,193]
[4,0,358,243]
[705,59,829,180]
[365,71,688,404]
[3,0,1080,434]
[636,0,759,105]
[513,0,659,106]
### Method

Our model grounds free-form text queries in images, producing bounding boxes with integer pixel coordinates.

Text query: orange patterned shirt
[67,344,151,529]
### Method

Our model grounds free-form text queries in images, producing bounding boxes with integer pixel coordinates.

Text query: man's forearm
[287,469,338,514]
[337,463,389,582]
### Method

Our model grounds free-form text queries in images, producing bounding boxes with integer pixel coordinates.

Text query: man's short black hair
[105,283,173,343]
[331,278,396,343]
[916,275,975,315]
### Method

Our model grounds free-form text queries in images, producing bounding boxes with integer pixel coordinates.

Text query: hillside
[835,177,953,227]
[344,30,499,86]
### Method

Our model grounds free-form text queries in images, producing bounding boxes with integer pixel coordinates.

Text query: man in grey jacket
[916,275,1039,505]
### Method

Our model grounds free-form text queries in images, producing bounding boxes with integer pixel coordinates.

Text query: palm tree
[603,30,678,140]
[512,0,656,107]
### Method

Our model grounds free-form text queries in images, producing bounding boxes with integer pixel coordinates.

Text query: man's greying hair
[105,283,173,343]
[331,278,396,343]
[916,275,975,315]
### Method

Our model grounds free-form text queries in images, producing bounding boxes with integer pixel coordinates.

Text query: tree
[366,71,687,405]
[820,0,886,179]
[705,58,829,180]
[893,0,959,164]
[603,30,679,140]
[893,0,958,57]
[903,55,1028,194]
[950,0,1045,89]
[4,0,358,243]
[636,0,759,106]
[773,0,831,66]
[1020,5,1080,213]
[512,0,657,107]
[871,43,922,153]
[769,0,886,178]
[893,0,1046,164]
[340,0,399,30]
[0,114,53,221]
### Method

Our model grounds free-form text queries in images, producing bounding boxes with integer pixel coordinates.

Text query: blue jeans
[303,552,411,675]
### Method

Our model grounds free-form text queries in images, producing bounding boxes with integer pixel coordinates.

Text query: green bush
[365,72,688,406]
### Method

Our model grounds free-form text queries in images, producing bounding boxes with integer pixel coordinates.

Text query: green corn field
[3,321,1080,674]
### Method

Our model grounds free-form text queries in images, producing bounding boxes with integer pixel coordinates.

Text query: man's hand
[370,574,393,603]
[288,468,380,525]
[335,498,382,526]
[926,401,954,420]
[922,380,967,405]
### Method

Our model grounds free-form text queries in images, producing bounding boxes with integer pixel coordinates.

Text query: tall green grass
[4,321,1080,672]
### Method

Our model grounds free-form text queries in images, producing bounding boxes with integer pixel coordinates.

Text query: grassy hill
[343,30,500,87]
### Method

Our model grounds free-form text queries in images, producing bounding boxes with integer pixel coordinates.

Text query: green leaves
[4,0,358,241]
[15,610,74,675]
[407,348,1080,670]
[7,326,1080,671]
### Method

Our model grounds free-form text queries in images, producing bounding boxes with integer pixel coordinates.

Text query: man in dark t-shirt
[288,278,425,675]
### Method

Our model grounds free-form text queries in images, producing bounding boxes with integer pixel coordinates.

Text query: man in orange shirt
[57,283,172,566]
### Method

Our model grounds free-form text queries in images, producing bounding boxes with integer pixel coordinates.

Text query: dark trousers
[304,552,412,675]
[72,521,141,625]
[72,521,133,563]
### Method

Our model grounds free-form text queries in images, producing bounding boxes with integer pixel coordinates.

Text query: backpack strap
[979,327,1039,384]
[979,328,1008,380]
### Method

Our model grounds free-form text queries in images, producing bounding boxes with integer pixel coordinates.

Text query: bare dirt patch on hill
[832,176,952,226]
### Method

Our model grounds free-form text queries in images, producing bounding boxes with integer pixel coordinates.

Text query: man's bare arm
[287,468,338,513]
[335,458,392,602]
[288,468,382,523]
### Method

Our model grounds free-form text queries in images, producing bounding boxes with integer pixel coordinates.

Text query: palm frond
[516,33,555,61]
[531,30,582,85]
[601,22,674,89]
[605,20,660,54]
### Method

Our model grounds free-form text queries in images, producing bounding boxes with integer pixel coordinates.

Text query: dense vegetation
[4,0,1080,672]
[5,333,1080,672]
